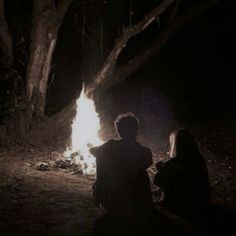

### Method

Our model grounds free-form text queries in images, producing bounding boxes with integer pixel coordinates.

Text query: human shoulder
[155,158,179,186]
[137,142,153,167]
[137,142,151,153]
[159,158,184,176]
[89,139,117,157]
[163,158,179,168]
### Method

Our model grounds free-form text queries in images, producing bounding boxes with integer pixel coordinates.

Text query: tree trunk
[0,0,13,67]
[26,0,59,122]
[25,0,219,146]
[26,0,73,123]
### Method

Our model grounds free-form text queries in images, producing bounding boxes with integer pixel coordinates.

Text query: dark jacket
[154,152,210,221]
[90,139,153,215]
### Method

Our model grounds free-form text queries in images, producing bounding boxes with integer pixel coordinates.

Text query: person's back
[90,113,154,236]
[154,129,210,223]
[90,113,153,217]
[91,138,153,216]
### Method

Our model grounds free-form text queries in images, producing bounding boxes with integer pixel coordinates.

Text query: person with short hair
[90,113,153,235]
[90,113,153,216]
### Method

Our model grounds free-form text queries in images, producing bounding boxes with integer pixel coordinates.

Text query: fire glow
[64,86,103,174]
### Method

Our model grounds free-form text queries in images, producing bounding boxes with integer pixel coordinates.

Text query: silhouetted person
[90,113,153,235]
[154,129,210,225]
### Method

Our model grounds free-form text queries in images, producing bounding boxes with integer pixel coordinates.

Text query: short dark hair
[114,113,139,139]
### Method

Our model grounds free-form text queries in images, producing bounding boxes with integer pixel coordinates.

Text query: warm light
[64,86,103,174]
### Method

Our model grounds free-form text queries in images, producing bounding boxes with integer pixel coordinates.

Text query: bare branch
[88,0,174,93]
[169,0,180,21]
[96,0,219,94]
[0,0,13,66]
[0,0,4,18]
[56,0,74,22]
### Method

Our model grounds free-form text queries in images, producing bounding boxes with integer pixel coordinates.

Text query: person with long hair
[154,129,210,225]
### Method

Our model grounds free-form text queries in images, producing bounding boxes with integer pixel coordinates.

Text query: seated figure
[154,129,210,224]
[90,113,153,218]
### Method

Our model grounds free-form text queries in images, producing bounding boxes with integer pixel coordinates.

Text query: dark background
[0,3,235,233]
[1,0,235,125]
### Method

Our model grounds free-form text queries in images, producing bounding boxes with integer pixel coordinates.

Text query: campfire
[64,86,103,174]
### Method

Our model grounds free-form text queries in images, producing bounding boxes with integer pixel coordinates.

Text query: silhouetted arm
[89,141,109,157]
[89,146,99,157]
[145,148,153,170]
[154,159,177,187]
[154,167,166,187]
[89,144,104,180]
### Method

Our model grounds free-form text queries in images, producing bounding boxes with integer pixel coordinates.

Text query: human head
[114,113,139,140]
[169,128,198,159]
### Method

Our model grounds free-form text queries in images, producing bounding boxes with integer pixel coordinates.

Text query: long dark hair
[170,129,200,159]
[169,128,210,200]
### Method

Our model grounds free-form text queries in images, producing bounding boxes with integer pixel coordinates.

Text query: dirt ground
[0,147,97,235]
[0,124,235,236]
